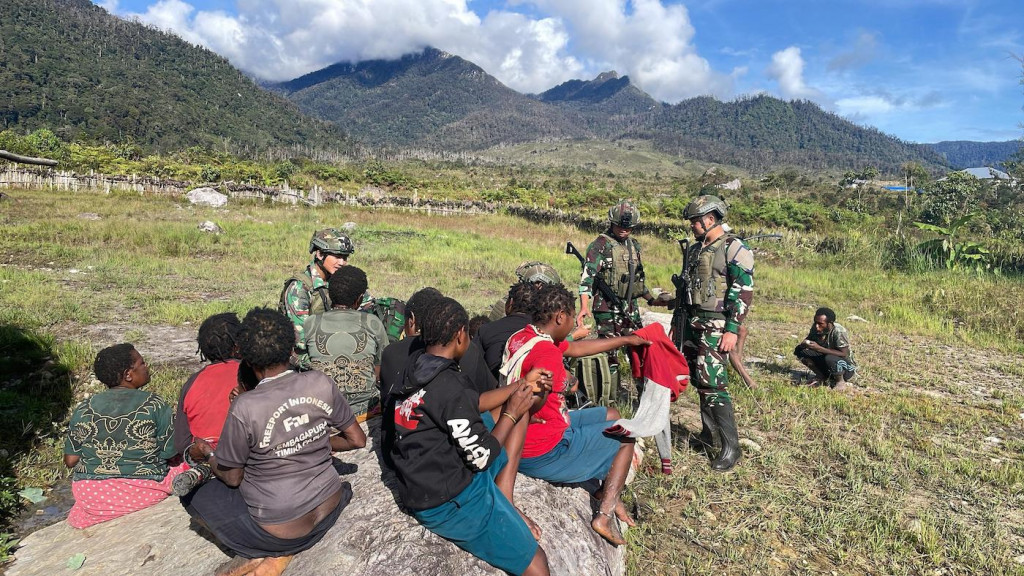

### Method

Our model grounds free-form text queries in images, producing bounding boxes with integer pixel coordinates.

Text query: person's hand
[522,367,553,394]
[719,331,738,353]
[570,324,591,340]
[623,334,651,347]
[504,381,535,420]
[188,438,214,463]
[576,308,591,327]
[228,384,245,402]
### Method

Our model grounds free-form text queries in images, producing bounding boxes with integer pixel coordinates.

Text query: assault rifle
[566,241,641,335]
[670,231,781,388]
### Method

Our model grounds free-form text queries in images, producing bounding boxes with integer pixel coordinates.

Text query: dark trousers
[794,347,855,380]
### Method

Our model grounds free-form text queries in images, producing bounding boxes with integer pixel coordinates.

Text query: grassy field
[1,187,1022,574]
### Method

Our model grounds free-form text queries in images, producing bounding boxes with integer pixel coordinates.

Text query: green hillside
[0,0,350,153]
[276,48,587,150]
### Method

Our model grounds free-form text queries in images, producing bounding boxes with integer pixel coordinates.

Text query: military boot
[710,403,741,472]
[688,399,717,455]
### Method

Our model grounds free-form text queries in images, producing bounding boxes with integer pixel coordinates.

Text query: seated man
[388,296,550,576]
[794,306,858,391]
[502,283,648,546]
[182,308,366,576]
[304,265,389,420]
[64,344,185,528]
[172,312,242,496]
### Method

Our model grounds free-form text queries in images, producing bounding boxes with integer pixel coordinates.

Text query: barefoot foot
[252,555,294,576]
[614,501,636,527]
[592,511,626,546]
[215,557,261,576]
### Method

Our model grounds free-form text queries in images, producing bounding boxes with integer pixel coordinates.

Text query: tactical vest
[685,234,741,316]
[279,269,330,317]
[597,234,646,302]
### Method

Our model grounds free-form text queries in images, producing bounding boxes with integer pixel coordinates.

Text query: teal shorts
[518,407,620,483]
[412,447,537,575]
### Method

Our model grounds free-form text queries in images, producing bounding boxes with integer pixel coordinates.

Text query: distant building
[958,167,1011,180]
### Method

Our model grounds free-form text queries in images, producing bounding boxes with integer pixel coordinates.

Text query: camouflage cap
[683,195,728,220]
[309,228,355,256]
[515,261,561,285]
[608,199,641,228]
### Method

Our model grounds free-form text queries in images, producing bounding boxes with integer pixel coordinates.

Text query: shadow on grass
[0,324,76,530]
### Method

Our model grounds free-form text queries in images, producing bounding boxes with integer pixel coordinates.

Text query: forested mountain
[0,0,349,153]
[927,140,1021,169]
[281,48,947,172]
[274,48,588,150]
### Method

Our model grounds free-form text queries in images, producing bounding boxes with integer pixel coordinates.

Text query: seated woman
[64,343,185,529]
[501,283,647,546]
[171,312,242,496]
[182,307,366,576]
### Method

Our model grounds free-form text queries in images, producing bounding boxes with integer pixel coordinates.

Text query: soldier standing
[279,228,356,358]
[673,195,753,471]
[576,200,669,382]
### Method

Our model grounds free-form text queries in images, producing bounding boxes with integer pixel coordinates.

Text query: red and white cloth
[605,324,689,472]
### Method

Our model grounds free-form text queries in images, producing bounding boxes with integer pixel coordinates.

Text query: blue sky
[96,0,1024,143]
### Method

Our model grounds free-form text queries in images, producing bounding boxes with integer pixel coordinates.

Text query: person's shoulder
[833,322,849,334]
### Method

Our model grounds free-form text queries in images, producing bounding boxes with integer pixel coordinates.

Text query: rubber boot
[710,403,741,472]
[688,399,717,455]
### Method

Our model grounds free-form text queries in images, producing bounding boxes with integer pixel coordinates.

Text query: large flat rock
[10,422,624,576]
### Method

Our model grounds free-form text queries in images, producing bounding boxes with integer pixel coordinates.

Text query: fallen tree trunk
[0,150,59,166]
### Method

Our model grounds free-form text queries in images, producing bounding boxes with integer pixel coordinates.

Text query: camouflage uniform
[673,194,752,471]
[675,235,754,406]
[578,233,651,337]
[304,308,389,418]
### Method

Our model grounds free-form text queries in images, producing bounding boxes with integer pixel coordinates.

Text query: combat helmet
[309,228,355,256]
[683,195,728,221]
[515,261,561,285]
[608,199,641,228]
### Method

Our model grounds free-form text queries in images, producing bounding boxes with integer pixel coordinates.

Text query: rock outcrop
[10,423,624,576]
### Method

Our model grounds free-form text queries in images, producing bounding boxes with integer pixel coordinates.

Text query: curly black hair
[237,307,294,370]
[814,307,836,324]
[406,287,444,321]
[506,281,535,315]
[420,297,468,347]
[529,282,574,325]
[94,343,137,388]
[328,266,368,309]
[197,312,241,362]
[468,315,490,339]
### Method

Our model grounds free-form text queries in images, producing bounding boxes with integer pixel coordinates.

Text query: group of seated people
[62,267,651,576]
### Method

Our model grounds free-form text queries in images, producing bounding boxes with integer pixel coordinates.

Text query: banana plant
[913,213,991,271]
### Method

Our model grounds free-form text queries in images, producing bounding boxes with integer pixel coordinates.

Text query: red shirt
[504,326,570,458]
[173,360,239,454]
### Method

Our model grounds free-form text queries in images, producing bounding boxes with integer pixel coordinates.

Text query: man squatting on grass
[794,306,858,391]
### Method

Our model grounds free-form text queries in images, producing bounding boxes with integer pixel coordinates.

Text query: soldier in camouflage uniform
[671,195,753,472]
[304,266,389,420]
[279,228,357,359]
[486,261,562,321]
[576,200,669,337]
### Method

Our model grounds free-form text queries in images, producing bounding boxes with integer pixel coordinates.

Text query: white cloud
[766,46,825,101]
[113,0,735,101]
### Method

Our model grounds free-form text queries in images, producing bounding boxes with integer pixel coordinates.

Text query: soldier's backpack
[370,297,407,344]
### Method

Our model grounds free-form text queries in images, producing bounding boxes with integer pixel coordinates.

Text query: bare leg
[496,416,541,540]
[591,440,637,546]
[522,546,551,576]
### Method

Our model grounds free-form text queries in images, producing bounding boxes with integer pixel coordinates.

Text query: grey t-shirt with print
[216,370,356,525]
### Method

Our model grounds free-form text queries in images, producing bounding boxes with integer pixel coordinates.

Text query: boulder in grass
[197,221,223,234]
[9,422,625,576]
[186,187,227,207]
